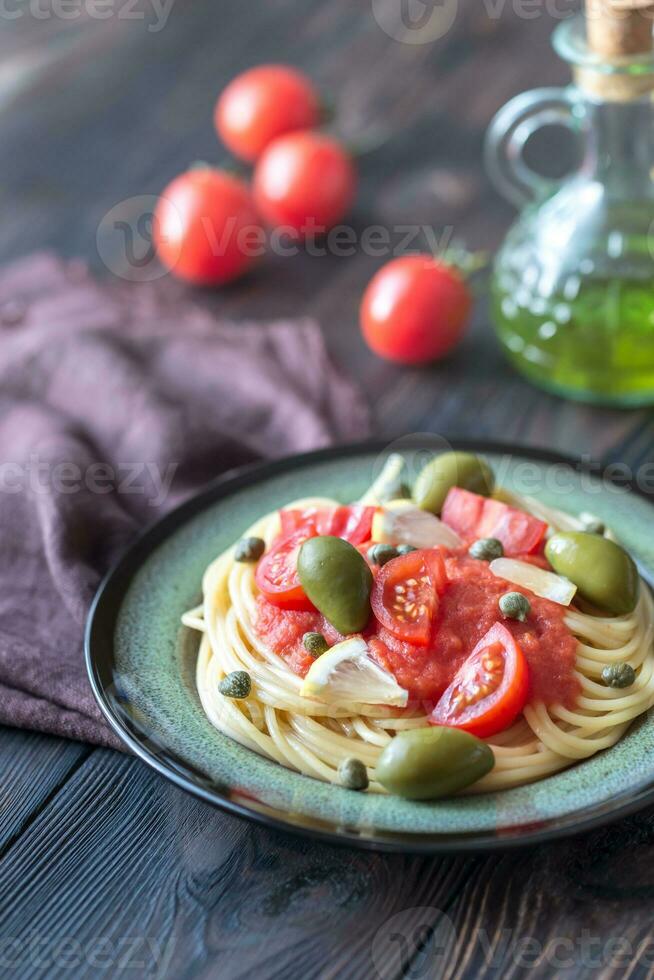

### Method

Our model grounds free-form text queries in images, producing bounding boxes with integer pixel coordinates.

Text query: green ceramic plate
[85,439,654,852]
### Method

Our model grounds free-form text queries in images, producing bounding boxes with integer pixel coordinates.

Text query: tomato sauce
[254,595,343,676]
[371,555,579,707]
[254,551,580,709]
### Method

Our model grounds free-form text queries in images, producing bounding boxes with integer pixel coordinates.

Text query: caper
[234,536,265,562]
[338,757,369,791]
[602,663,636,689]
[579,512,605,536]
[499,591,531,622]
[298,536,373,635]
[219,670,251,699]
[397,544,417,555]
[303,632,329,658]
[376,727,494,800]
[413,452,494,515]
[545,531,639,615]
[469,537,504,561]
[368,543,399,567]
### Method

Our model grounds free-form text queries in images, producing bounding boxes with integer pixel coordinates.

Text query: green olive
[375,727,494,800]
[298,536,373,635]
[545,531,639,615]
[413,452,494,515]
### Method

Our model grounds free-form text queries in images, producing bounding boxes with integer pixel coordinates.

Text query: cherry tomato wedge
[429,622,529,738]
[370,549,447,646]
[441,488,547,555]
[279,505,375,546]
[279,508,318,537]
[254,528,316,611]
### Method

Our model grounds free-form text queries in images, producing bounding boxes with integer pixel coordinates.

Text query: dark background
[2,1,654,977]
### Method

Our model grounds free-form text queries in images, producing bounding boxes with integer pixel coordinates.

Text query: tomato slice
[279,507,317,536]
[254,528,316,610]
[441,488,547,555]
[279,505,375,546]
[370,549,447,646]
[429,622,529,738]
[317,505,375,545]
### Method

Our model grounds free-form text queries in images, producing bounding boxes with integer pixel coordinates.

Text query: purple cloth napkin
[0,253,370,748]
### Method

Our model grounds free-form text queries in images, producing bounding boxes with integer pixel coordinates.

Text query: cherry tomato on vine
[360,255,472,365]
[253,131,356,238]
[154,168,261,286]
[215,65,321,163]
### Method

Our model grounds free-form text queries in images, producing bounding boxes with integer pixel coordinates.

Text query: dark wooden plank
[0,745,476,980]
[442,807,654,979]
[0,727,89,853]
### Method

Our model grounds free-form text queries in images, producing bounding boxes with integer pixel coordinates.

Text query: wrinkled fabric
[0,254,369,747]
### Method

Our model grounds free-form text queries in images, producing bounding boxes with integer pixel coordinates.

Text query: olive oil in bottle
[486,13,654,406]
[492,271,654,405]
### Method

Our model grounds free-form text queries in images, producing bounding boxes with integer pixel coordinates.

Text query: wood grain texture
[1,0,653,977]
[0,729,89,853]
[0,736,476,980]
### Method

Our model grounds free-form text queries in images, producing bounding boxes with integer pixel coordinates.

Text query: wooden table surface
[3,1,654,977]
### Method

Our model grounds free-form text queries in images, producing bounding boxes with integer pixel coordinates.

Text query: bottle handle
[484,87,581,209]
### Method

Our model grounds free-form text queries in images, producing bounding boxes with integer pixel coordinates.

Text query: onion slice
[372,502,462,550]
[489,557,577,606]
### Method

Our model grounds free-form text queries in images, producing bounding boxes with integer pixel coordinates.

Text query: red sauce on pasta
[254,551,580,709]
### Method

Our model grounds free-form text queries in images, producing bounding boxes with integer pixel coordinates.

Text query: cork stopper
[580,0,654,97]
[586,0,653,57]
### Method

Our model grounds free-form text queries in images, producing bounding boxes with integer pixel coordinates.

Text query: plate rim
[85,437,654,854]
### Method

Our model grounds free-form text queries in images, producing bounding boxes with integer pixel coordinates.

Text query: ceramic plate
[85,439,654,852]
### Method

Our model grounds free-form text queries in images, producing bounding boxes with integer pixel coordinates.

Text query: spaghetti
[184,488,654,795]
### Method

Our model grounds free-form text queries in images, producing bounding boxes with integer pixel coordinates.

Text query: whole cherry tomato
[253,131,356,238]
[215,65,321,163]
[153,168,262,285]
[360,255,472,365]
